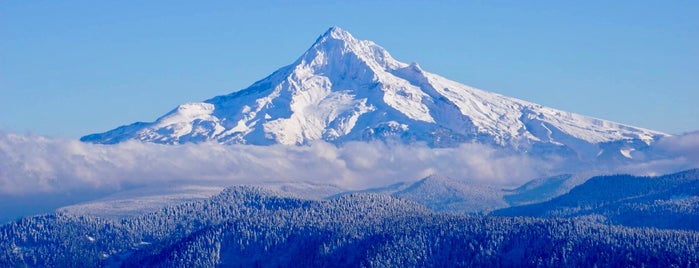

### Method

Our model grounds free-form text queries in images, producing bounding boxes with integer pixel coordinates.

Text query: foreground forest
[1,186,697,267]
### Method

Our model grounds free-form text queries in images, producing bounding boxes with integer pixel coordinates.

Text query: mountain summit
[81,27,666,158]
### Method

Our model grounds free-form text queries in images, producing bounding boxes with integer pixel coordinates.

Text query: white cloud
[655,131,699,160]
[593,132,699,177]
[2,131,698,222]
[0,132,553,196]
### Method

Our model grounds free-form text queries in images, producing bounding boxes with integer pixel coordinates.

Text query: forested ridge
[494,169,699,231]
[1,186,697,267]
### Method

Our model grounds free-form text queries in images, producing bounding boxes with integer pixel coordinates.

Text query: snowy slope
[57,181,346,219]
[502,174,573,206]
[81,27,667,158]
[57,184,224,219]
[332,174,570,214]
[391,175,508,214]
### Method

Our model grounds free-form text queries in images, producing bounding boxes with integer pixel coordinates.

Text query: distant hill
[493,169,699,231]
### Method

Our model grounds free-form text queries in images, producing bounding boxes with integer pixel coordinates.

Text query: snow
[9,183,699,267]
[620,148,635,159]
[82,27,668,157]
[254,181,346,200]
[56,182,348,218]
[391,174,508,213]
[58,184,225,219]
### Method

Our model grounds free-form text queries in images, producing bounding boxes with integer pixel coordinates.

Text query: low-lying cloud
[1,131,698,222]
[655,131,699,160]
[616,131,699,176]
[2,131,698,198]
[0,132,553,196]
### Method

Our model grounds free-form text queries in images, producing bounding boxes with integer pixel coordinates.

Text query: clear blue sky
[1,1,697,137]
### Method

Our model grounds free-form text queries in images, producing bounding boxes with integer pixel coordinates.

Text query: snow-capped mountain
[81,27,666,158]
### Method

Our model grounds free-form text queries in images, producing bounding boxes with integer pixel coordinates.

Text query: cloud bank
[2,131,698,197]
[1,131,697,222]
[656,131,699,160]
[615,131,699,176]
[0,132,556,196]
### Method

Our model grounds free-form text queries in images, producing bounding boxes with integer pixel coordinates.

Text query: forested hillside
[493,169,699,231]
[1,186,697,267]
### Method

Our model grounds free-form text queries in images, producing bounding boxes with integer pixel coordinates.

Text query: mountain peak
[321,26,354,41]
[303,26,405,76]
[311,26,358,49]
[82,27,667,160]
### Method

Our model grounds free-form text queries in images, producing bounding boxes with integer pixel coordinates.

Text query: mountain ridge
[81,27,667,159]
[492,168,699,230]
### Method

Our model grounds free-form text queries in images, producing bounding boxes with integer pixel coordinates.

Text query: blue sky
[1,1,697,137]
